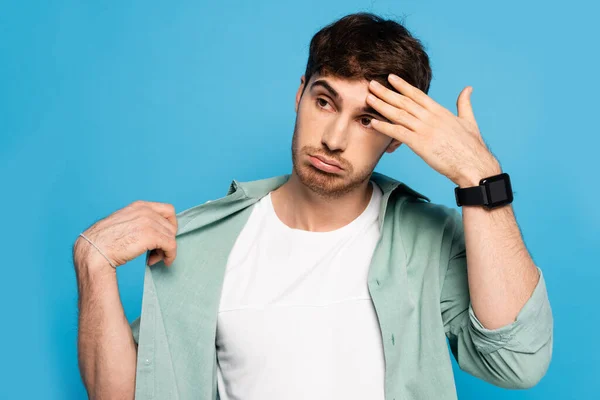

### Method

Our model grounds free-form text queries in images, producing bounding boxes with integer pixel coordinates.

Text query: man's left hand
[367,74,501,187]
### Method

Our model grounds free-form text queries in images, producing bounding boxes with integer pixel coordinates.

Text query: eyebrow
[309,79,390,122]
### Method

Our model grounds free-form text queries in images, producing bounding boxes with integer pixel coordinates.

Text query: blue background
[1,1,598,398]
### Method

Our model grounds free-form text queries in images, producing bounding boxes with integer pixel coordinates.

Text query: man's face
[291,73,402,199]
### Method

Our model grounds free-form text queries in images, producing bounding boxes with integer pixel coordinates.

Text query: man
[74,12,553,400]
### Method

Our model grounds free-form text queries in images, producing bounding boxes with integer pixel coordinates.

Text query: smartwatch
[454,172,513,210]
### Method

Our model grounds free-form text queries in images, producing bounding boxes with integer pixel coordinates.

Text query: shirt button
[144,358,152,366]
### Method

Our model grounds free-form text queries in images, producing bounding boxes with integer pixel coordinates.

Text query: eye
[316,97,332,110]
[316,97,374,130]
[360,116,373,128]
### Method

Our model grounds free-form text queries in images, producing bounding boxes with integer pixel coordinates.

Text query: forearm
[458,163,541,330]
[76,264,137,399]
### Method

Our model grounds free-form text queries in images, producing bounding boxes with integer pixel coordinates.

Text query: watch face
[480,173,513,209]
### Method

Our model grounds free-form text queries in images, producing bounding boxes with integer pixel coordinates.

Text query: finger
[134,201,178,231]
[146,219,176,266]
[149,218,176,240]
[123,209,177,237]
[147,249,163,267]
[367,94,423,132]
[387,74,454,118]
[152,214,175,266]
[371,118,415,148]
[146,209,178,236]
[148,248,173,267]
[369,80,429,121]
[148,231,177,267]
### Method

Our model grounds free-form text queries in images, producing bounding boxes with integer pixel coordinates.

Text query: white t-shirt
[216,180,385,400]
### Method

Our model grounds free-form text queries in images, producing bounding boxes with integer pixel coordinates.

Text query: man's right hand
[73,200,178,274]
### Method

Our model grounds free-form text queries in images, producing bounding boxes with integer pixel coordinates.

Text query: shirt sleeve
[130,316,140,345]
[440,207,554,389]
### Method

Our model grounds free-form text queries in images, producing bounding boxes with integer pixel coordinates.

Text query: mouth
[308,154,344,173]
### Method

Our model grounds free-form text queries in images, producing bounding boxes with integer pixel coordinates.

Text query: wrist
[457,160,502,188]
[73,236,117,279]
[75,259,117,291]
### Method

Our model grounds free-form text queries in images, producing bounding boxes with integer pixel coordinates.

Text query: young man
[74,12,553,400]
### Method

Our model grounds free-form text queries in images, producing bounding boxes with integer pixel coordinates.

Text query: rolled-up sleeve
[440,208,554,389]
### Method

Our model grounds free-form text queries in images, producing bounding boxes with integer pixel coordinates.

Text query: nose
[321,118,349,152]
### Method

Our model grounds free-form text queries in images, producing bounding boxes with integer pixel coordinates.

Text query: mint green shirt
[130,172,553,399]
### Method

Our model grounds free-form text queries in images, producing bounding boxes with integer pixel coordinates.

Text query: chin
[295,161,366,199]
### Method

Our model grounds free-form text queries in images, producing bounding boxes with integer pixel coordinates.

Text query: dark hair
[301,12,432,97]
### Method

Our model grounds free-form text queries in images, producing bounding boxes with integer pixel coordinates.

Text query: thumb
[457,86,476,124]
[147,249,167,267]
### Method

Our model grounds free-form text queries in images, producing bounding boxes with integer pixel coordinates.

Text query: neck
[270,170,374,232]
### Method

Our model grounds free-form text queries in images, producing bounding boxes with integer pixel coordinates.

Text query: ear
[385,139,403,153]
[295,75,306,113]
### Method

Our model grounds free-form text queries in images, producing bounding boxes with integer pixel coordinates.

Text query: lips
[308,154,344,174]
[312,154,343,169]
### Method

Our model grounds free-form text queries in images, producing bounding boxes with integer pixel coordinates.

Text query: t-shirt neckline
[265,181,380,238]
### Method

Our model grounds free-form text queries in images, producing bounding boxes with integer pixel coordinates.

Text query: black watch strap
[454,172,512,209]
[454,185,487,207]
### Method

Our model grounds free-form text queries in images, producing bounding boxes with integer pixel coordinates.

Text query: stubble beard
[290,119,380,200]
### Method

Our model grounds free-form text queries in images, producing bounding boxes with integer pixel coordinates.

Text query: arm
[76,255,137,399]
[73,199,178,399]
[441,200,553,389]
[457,163,542,329]
[362,61,553,387]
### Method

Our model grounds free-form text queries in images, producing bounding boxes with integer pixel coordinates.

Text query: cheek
[297,112,326,139]
[348,137,386,163]
[370,131,396,153]
[359,131,389,150]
